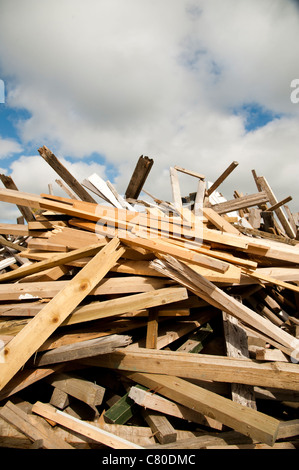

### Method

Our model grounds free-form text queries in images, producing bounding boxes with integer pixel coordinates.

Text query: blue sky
[0,0,299,223]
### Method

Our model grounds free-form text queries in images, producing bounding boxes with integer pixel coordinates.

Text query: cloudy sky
[0,0,299,222]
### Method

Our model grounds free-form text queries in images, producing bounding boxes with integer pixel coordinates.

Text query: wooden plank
[33,334,132,366]
[0,174,36,222]
[68,214,251,251]
[174,165,205,180]
[0,240,108,283]
[142,409,177,444]
[150,256,299,358]
[206,161,239,197]
[50,387,70,409]
[98,422,156,447]
[18,265,70,283]
[176,322,213,353]
[211,192,269,215]
[85,173,123,209]
[32,401,144,449]
[203,207,240,234]
[62,287,188,327]
[145,307,159,349]
[0,223,29,237]
[0,274,170,301]
[247,208,261,228]
[104,387,144,425]
[194,179,206,213]
[242,268,299,294]
[55,179,80,200]
[0,365,64,401]
[82,347,299,391]
[242,237,299,265]
[128,385,222,429]
[256,175,296,238]
[277,419,299,439]
[169,167,182,209]
[0,401,74,449]
[38,146,97,203]
[125,155,154,200]
[47,372,105,408]
[222,311,257,409]
[204,442,297,449]
[267,196,293,212]
[0,237,125,391]
[123,372,281,446]
[122,236,230,273]
[0,235,27,252]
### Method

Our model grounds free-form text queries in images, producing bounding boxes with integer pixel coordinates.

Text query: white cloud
[0,0,298,219]
[0,137,22,159]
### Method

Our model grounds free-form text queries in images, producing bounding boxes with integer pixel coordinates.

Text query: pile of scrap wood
[0,147,299,449]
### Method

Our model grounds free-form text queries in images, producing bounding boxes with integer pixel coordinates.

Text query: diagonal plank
[32,401,144,449]
[0,401,74,449]
[0,240,108,283]
[150,256,299,358]
[0,238,125,391]
[124,371,280,446]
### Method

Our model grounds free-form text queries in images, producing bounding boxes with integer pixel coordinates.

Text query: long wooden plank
[174,165,205,180]
[128,386,222,429]
[62,287,188,326]
[0,174,36,222]
[242,268,299,294]
[0,223,29,237]
[82,347,299,391]
[142,409,177,444]
[38,146,97,203]
[46,372,106,407]
[222,311,257,409]
[211,192,269,215]
[169,167,182,209]
[0,287,188,335]
[123,372,280,446]
[256,175,296,238]
[203,207,240,235]
[0,237,125,391]
[0,275,169,302]
[0,365,64,401]
[122,235,230,273]
[0,401,74,449]
[32,401,144,449]
[206,161,239,197]
[34,334,132,366]
[125,155,153,200]
[150,256,299,358]
[0,240,108,283]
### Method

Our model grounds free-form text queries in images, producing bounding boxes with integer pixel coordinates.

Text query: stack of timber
[0,148,298,450]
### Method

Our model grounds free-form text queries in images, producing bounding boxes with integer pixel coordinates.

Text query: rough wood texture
[32,401,144,449]
[38,146,97,203]
[125,155,154,200]
[222,311,257,409]
[0,238,125,391]
[0,174,35,222]
[0,401,74,449]
[124,372,280,446]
